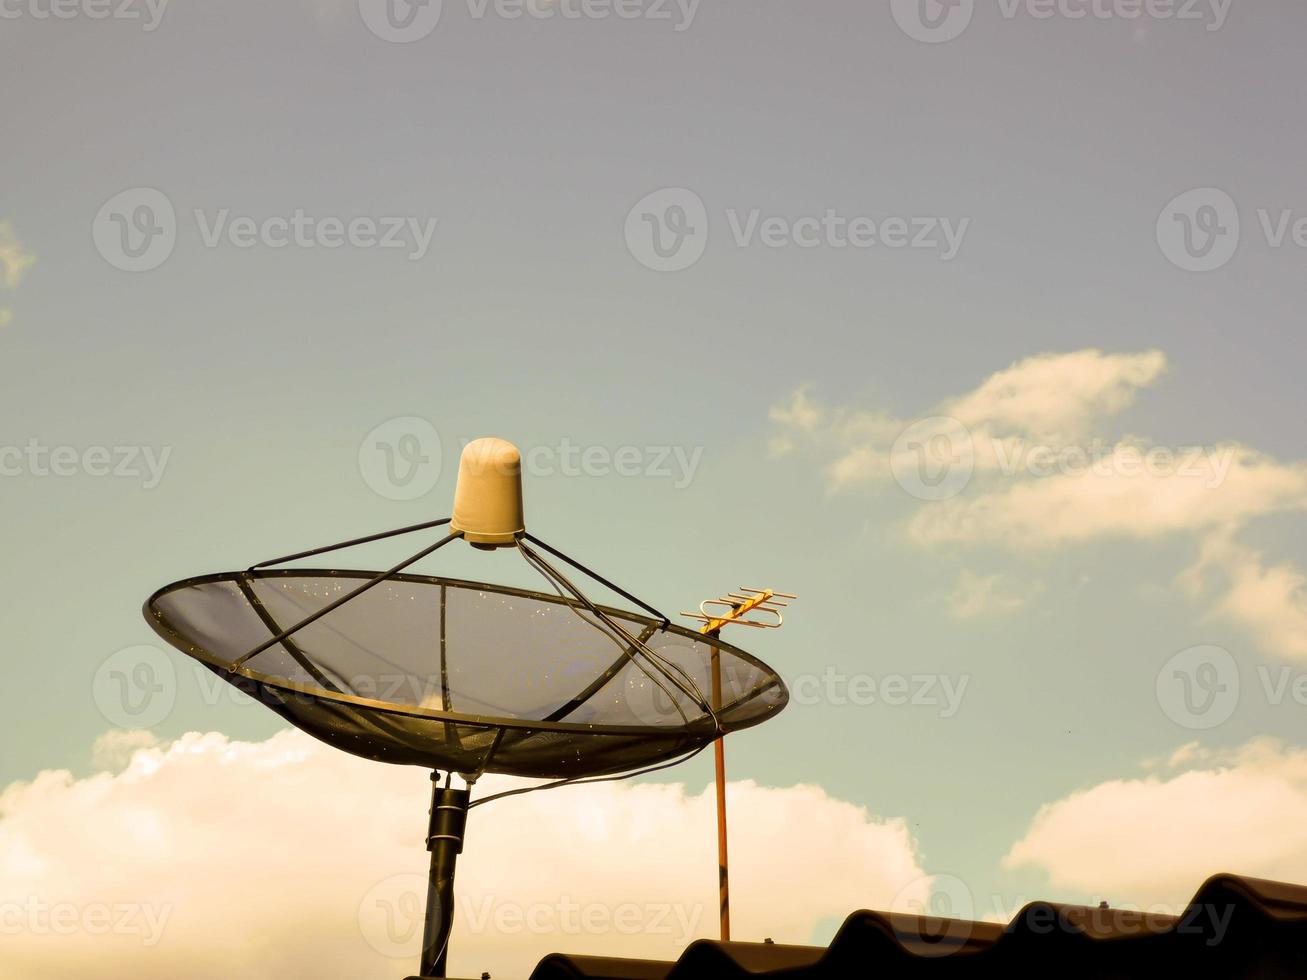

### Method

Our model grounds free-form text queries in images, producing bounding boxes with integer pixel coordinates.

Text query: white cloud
[90,729,160,770]
[827,444,884,491]
[768,386,822,446]
[909,444,1307,549]
[1180,530,1307,662]
[946,571,1033,619]
[767,386,900,482]
[769,348,1307,662]
[1004,738,1307,907]
[945,348,1166,444]
[0,222,35,291]
[0,730,927,979]
[0,309,11,329]
[770,349,1169,494]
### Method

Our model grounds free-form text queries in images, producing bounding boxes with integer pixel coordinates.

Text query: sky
[4,0,1307,976]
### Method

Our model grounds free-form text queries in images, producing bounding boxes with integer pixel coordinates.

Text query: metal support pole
[420,775,469,978]
[689,588,792,943]
[710,648,730,941]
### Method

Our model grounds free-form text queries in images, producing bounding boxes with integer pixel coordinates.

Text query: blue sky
[4,1,1307,975]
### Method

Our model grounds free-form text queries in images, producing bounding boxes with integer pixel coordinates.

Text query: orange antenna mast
[682,587,796,941]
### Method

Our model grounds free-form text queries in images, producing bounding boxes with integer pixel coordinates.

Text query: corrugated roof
[527,874,1307,979]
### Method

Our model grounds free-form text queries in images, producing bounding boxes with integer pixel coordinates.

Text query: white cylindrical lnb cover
[450,437,525,547]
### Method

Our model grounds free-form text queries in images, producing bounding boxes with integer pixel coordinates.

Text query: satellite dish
[143,438,788,978]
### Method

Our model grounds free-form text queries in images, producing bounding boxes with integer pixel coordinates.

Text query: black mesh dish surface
[144,571,788,779]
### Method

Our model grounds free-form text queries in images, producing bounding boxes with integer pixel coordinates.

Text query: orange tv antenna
[682,587,796,941]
